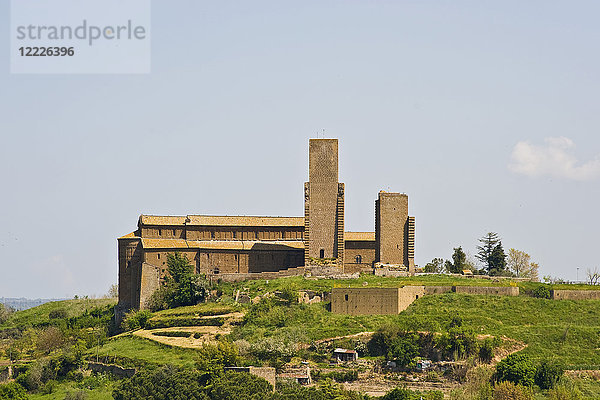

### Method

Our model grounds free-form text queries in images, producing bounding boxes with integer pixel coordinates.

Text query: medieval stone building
[117,139,415,312]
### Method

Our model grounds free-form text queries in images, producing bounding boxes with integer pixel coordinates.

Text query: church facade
[117,139,415,312]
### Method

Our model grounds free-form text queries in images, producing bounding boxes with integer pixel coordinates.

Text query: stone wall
[551,290,600,300]
[453,286,519,296]
[424,286,453,295]
[139,263,161,309]
[331,286,424,315]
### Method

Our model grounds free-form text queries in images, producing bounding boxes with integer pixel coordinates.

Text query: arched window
[355,255,362,264]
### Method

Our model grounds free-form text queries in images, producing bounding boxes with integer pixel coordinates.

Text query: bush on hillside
[535,360,564,390]
[492,381,533,400]
[495,353,536,387]
[48,309,68,319]
[0,382,27,400]
[532,285,552,299]
[122,310,152,331]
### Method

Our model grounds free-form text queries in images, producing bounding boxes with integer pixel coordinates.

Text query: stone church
[117,139,415,312]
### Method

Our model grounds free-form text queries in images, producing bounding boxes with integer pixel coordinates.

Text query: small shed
[333,348,358,362]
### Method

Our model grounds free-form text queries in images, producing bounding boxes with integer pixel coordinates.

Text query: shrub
[48,309,68,319]
[493,381,533,400]
[122,310,152,331]
[211,370,273,400]
[479,338,495,363]
[535,361,564,390]
[113,365,208,400]
[532,285,552,299]
[65,390,87,400]
[0,382,28,400]
[194,332,202,339]
[495,353,536,387]
[312,369,358,383]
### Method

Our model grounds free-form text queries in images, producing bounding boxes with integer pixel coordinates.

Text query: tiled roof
[139,215,187,226]
[140,238,305,251]
[139,214,304,227]
[344,232,375,241]
[118,231,137,239]
[186,215,304,227]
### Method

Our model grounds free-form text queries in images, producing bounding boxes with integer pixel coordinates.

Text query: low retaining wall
[551,290,600,300]
[424,286,453,295]
[453,286,519,296]
[87,362,135,378]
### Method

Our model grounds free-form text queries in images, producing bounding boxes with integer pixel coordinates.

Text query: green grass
[397,294,600,368]
[218,274,599,300]
[0,298,116,330]
[94,335,200,368]
[230,291,600,369]
[152,303,238,318]
[28,377,116,400]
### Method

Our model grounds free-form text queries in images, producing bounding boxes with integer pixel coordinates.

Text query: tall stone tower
[375,191,415,272]
[304,139,344,263]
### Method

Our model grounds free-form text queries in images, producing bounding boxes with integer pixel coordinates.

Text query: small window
[355,255,362,264]
[172,229,176,236]
[233,231,237,239]
[235,254,238,261]
[255,231,259,239]
[320,249,325,258]
[211,231,215,239]
[345,294,349,301]
[157,254,160,259]
[158,229,162,236]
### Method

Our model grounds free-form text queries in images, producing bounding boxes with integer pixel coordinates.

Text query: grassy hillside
[0,298,117,330]
[94,335,201,368]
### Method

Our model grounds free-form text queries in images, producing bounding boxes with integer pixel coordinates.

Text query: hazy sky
[1,1,600,298]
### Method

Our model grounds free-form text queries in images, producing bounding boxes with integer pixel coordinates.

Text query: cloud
[509,137,600,181]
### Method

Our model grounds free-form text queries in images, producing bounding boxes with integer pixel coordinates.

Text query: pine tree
[488,242,507,276]
[476,232,500,271]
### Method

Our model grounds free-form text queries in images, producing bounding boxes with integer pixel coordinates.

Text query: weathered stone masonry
[117,139,416,314]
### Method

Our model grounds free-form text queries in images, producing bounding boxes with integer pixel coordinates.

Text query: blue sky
[1,1,599,297]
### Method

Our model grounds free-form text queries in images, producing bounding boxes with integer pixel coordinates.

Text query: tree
[0,303,12,324]
[148,253,208,311]
[446,247,467,274]
[507,249,539,280]
[387,333,420,368]
[211,371,273,400]
[107,284,119,298]
[535,361,564,390]
[587,268,600,285]
[488,242,507,276]
[113,365,209,400]
[423,258,445,273]
[476,232,500,271]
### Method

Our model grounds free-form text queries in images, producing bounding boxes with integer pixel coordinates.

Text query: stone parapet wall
[551,290,600,300]
[424,286,453,295]
[453,286,519,296]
